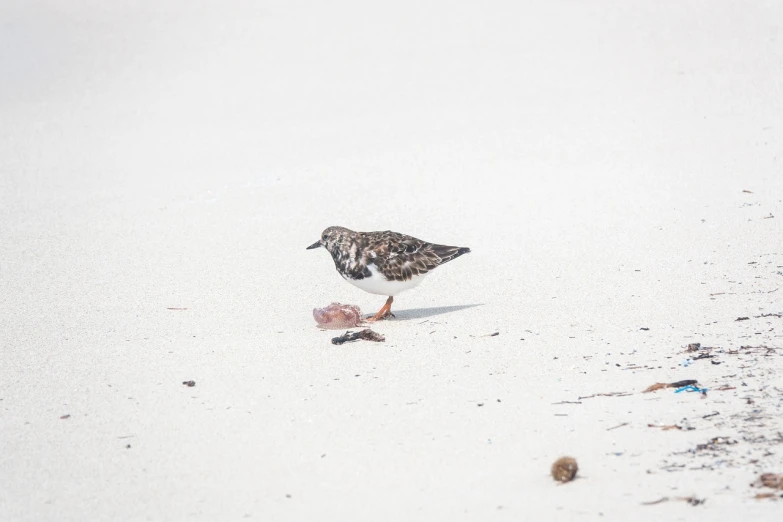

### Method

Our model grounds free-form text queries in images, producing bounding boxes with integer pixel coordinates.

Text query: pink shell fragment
[313,302,363,329]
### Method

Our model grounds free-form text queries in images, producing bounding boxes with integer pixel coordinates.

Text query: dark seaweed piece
[331,329,386,345]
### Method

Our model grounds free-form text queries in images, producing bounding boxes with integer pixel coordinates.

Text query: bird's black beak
[306,241,322,250]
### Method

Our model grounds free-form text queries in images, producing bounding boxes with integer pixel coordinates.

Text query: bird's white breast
[343,264,426,296]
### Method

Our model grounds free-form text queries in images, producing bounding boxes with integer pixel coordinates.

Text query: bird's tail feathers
[432,245,471,264]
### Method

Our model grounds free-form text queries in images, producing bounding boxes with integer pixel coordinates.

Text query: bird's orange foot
[367,296,394,322]
[367,310,395,322]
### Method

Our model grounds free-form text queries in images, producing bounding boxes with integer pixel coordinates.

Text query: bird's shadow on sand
[389,303,483,321]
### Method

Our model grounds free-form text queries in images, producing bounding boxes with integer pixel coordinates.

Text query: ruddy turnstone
[307,226,470,321]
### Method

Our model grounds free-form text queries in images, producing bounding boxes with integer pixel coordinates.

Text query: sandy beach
[1,1,782,520]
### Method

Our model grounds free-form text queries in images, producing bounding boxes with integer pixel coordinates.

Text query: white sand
[2,1,782,520]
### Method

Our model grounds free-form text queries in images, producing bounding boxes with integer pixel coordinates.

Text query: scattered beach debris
[331,329,385,345]
[643,380,698,393]
[313,303,363,329]
[167,307,188,310]
[692,436,737,452]
[684,342,723,354]
[642,496,705,506]
[683,343,721,364]
[636,305,782,488]
[182,380,196,387]
[60,414,71,420]
[737,344,779,355]
[607,422,629,431]
[551,456,578,483]
[679,342,780,369]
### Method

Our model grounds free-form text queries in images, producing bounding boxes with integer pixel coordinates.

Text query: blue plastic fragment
[674,385,707,393]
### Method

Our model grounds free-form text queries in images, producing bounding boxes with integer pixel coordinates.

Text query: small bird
[307,226,470,321]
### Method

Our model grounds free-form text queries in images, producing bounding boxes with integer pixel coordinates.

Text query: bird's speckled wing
[365,231,469,282]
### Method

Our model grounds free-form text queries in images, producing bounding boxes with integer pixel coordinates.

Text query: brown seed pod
[551,456,578,483]
[759,473,783,490]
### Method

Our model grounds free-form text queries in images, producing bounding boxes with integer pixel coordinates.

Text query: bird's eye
[322,234,328,241]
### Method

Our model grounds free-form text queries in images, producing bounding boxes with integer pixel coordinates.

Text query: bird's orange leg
[367,296,394,322]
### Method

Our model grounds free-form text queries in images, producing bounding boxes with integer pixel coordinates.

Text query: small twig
[607,422,629,431]
[578,392,631,400]
[648,424,683,431]
[642,496,705,506]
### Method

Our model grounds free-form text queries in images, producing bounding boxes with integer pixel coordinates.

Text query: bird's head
[306,226,353,252]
